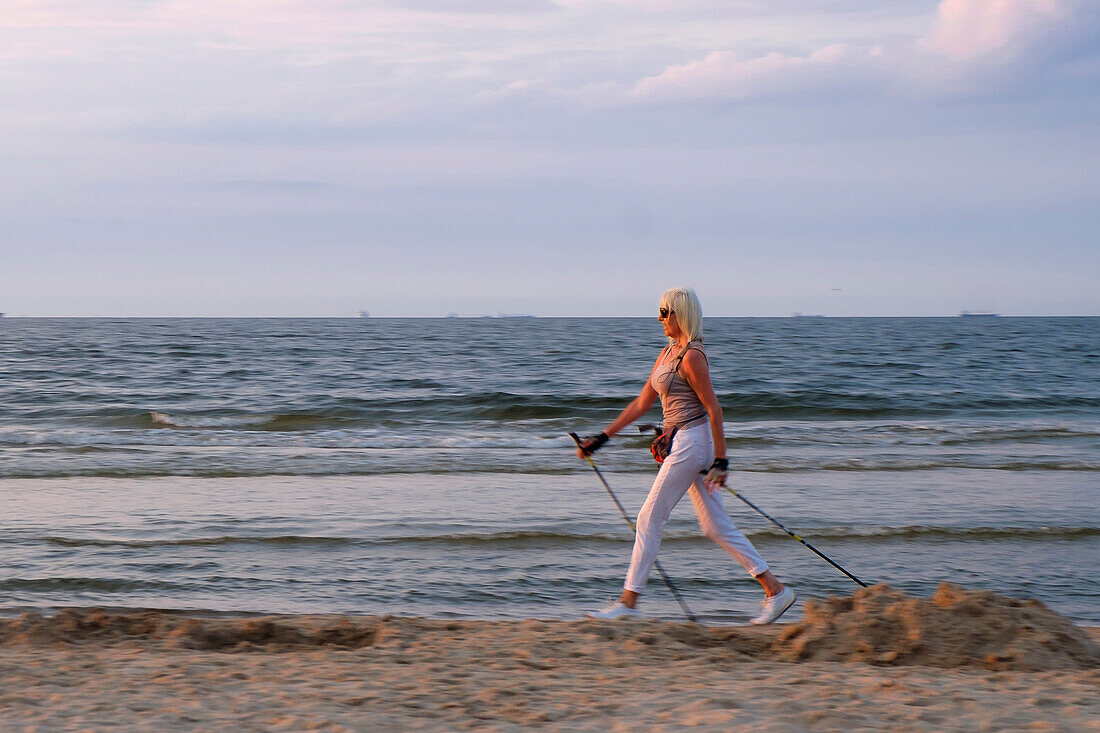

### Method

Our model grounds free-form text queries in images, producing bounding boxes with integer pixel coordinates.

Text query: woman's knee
[701,518,737,545]
[697,508,742,545]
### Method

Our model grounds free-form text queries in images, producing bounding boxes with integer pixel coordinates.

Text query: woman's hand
[576,432,609,458]
[704,458,729,494]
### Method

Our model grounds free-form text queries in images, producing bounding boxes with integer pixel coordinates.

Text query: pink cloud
[630,43,882,102]
[921,0,1076,60]
[620,0,1095,106]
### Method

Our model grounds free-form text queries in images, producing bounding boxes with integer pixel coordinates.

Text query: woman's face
[659,304,681,340]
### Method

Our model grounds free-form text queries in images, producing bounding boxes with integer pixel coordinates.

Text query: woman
[577,287,795,624]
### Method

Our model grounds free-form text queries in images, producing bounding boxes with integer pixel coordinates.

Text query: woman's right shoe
[586,600,639,620]
[750,586,796,625]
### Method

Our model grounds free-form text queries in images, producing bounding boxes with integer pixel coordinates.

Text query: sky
[1,0,1098,317]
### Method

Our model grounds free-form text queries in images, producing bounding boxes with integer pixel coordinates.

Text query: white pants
[624,423,769,594]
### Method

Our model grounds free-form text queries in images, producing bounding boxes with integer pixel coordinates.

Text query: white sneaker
[587,600,639,620]
[750,586,796,625]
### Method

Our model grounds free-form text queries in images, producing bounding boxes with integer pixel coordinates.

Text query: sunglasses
[658,307,675,319]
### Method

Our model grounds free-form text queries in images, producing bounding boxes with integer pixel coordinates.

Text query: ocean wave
[134,411,368,431]
[13,525,1097,551]
[9,387,1100,431]
[861,526,1100,541]
[938,426,1100,445]
[2,417,1096,451]
[0,577,191,593]
[370,525,1100,544]
[39,535,357,549]
[714,392,1100,419]
[410,390,1100,421]
[2,457,1097,479]
[107,402,628,429]
[0,427,567,450]
[750,458,1100,472]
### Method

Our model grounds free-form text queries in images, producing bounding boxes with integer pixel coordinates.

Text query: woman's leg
[620,435,705,605]
[686,448,794,621]
[688,478,771,579]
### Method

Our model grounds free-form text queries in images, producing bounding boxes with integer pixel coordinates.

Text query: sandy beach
[2,584,1097,731]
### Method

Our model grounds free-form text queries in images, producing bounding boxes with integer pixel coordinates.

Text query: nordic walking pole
[569,432,699,622]
[720,483,868,588]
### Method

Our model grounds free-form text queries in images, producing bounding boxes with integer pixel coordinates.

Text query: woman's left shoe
[750,586,796,625]
[586,600,639,620]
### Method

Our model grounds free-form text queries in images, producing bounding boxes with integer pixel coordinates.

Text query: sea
[1,317,1097,624]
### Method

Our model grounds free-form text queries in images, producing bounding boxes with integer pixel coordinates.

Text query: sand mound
[2,585,1096,671]
[774,582,1100,670]
[0,609,381,651]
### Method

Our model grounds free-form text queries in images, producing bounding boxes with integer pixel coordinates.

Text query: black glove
[704,457,729,491]
[578,432,609,456]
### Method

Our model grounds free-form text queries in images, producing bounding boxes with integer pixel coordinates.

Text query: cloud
[588,0,1100,109]
[629,43,884,103]
[914,0,1100,99]
[4,0,1098,152]
[921,0,1075,60]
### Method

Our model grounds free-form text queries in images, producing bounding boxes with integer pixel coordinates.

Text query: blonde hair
[660,287,703,344]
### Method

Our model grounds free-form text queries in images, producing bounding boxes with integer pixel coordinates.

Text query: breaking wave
[13,525,1097,551]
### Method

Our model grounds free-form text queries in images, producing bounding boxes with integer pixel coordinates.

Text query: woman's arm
[680,349,726,461]
[602,380,659,439]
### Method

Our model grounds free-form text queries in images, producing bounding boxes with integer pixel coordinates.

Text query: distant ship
[791,313,826,318]
[958,311,1000,318]
[358,311,370,318]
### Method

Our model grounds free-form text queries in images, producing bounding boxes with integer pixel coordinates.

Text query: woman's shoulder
[681,341,709,365]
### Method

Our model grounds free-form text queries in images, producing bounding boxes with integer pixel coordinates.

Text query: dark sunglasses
[659,307,675,319]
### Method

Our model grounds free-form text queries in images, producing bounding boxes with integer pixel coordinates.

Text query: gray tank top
[650,342,708,428]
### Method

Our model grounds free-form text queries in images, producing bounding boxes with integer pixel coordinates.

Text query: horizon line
[2,314,1098,320]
